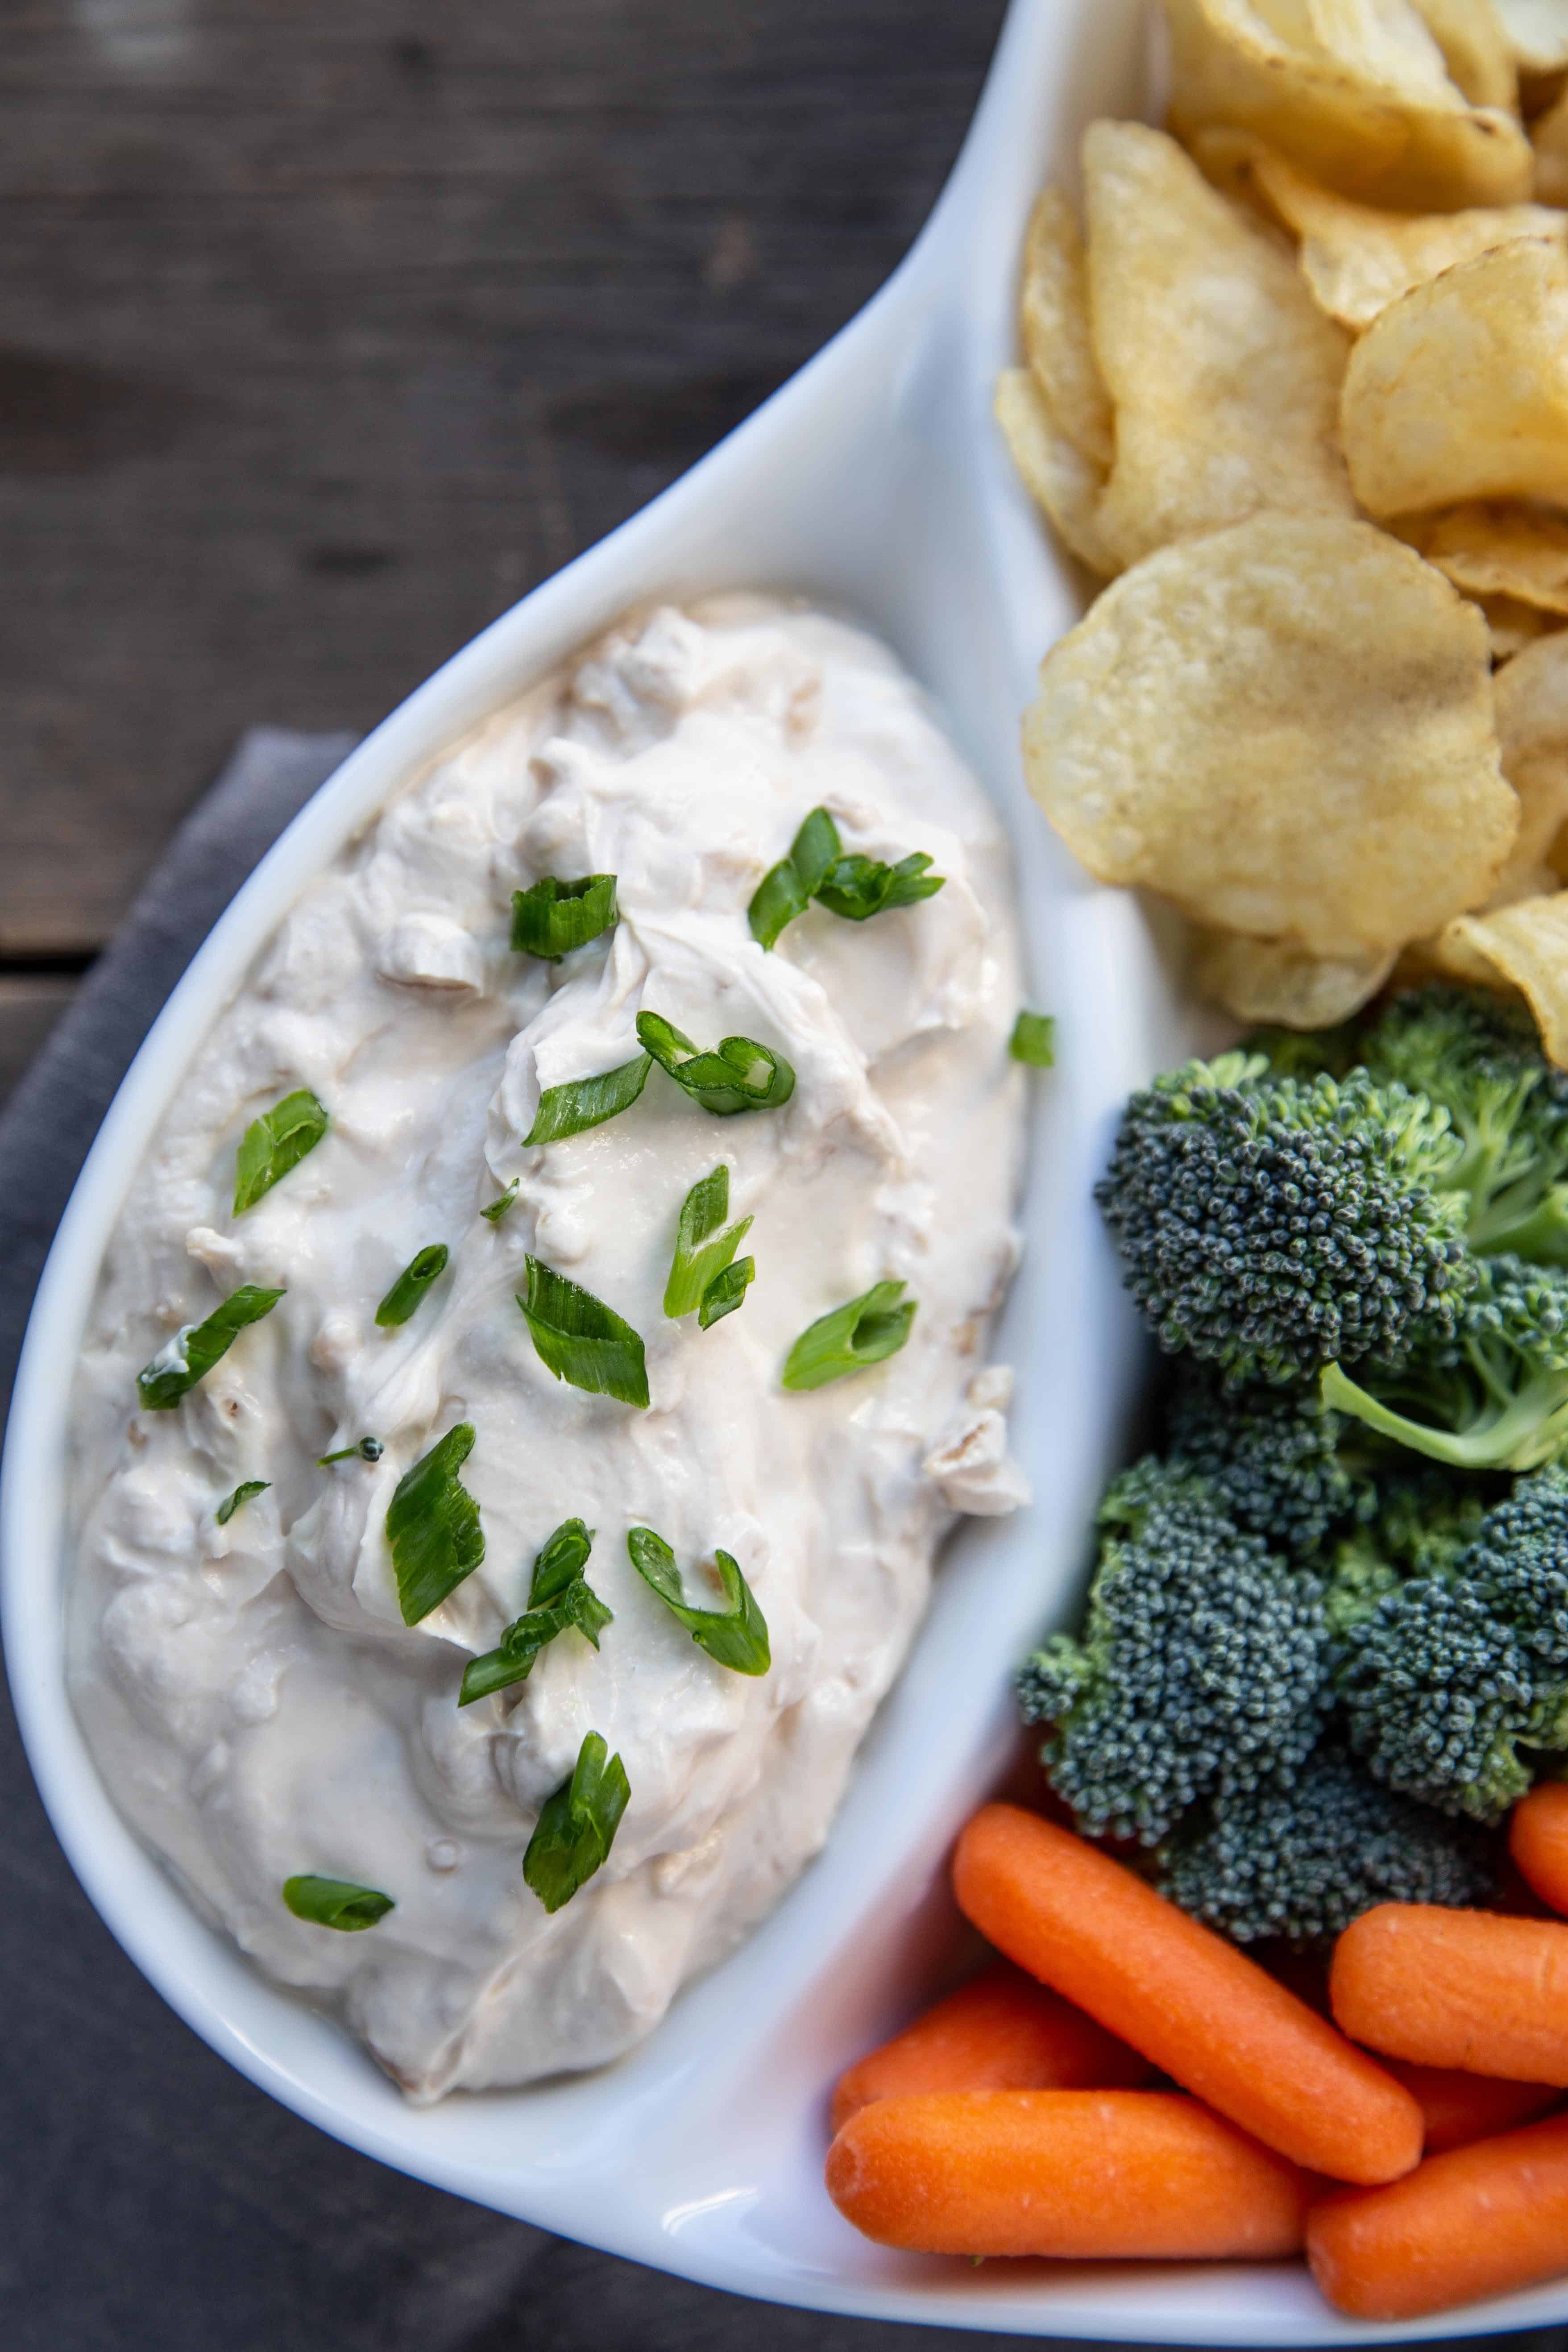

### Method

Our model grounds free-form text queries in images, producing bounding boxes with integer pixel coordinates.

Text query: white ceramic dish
[5,0,1558,2339]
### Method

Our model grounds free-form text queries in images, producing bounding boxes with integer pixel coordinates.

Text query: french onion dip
[68,597,1029,2100]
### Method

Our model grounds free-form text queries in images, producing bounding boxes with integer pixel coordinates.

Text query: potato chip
[994,368,1120,578]
[1082,122,1354,565]
[1190,132,1562,328]
[1481,594,1562,662]
[1193,928,1398,1024]
[1395,503,1568,615]
[1494,0,1568,75]
[1340,240,1568,517]
[1533,85,1568,203]
[1020,191,1113,470]
[1493,634,1568,898]
[1022,514,1516,952]
[1410,0,1518,109]
[1165,0,1534,211]
[1433,892,1568,1064]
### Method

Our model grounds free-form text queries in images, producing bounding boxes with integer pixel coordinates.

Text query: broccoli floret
[1324,1255,1568,1473]
[1016,1462,1332,1846]
[1246,1023,1363,1083]
[1157,1746,1496,1945]
[1095,1052,1472,1389]
[1361,986,1568,1263]
[1373,1464,1493,1579]
[1338,1466,1568,1821]
[1164,1361,1365,1560]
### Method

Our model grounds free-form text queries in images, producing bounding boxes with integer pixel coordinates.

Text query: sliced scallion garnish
[780,1279,916,1391]
[385,1423,485,1624]
[747,805,842,950]
[626,1526,770,1675]
[511,874,618,961]
[375,1244,449,1328]
[698,1255,754,1328]
[481,1178,519,1224]
[523,1730,630,1913]
[663,1166,753,1319]
[233,1090,329,1215]
[216,1479,269,1525]
[637,1011,795,1116]
[282,1875,394,1931]
[518,1257,649,1409]
[458,1518,612,1706]
[523,1054,651,1146]
[137,1284,286,1411]
[1010,1010,1056,1068]
[815,849,943,921]
[318,1436,384,1465]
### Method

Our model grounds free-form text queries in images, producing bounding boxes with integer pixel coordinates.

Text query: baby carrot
[1510,1783,1568,1916]
[1332,1904,1568,2085]
[1307,2111,1568,2320]
[953,1805,1422,2183]
[1380,2059,1560,2155]
[826,2090,1309,2259]
[830,1960,1150,2133]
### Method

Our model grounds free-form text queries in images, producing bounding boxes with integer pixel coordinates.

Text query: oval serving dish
[6,0,1550,2337]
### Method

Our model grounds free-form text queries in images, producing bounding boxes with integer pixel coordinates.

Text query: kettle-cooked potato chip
[1194,929,1398,1025]
[1410,0,1518,109]
[1493,634,1568,897]
[994,368,1120,578]
[1533,85,1568,203]
[1023,514,1516,952]
[1480,594,1560,661]
[1020,191,1113,471]
[1433,892,1568,1064]
[1340,240,1568,517]
[1083,123,1354,565]
[1190,131,1562,328]
[1395,503,1568,616]
[1164,0,1534,212]
[1494,0,1568,75]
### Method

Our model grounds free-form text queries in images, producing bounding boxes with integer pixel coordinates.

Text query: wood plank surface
[0,0,1007,988]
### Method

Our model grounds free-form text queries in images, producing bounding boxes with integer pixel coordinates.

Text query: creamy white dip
[68,597,1028,2100]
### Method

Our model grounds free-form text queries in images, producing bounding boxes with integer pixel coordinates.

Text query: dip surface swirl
[67,596,1028,2100]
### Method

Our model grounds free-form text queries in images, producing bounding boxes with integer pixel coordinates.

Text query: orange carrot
[830,1961,1150,2134]
[953,1804,1422,2184]
[1307,2111,1568,2320]
[825,2090,1309,2259]
[1380,2058,1560,2154]
[1510,1782,1568,1916]
[1332,1904,1568,2085]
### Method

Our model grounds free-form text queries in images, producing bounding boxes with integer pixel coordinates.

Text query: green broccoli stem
[1472,1187,1568,1266]
[1321,1362,1568,1473]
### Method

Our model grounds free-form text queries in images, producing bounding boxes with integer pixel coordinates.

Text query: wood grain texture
[0,0,1007,957]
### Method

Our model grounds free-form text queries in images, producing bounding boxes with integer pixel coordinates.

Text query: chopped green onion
[459,1518,611,1706]
[626,1526,771,1676]
[523,1054,651,1146]
[385,1423,485,1624]
[637,1011,795,1116]
[282,1875,394,1931]
[814,849,944,921]
[481,1178,519,1224]
[748,806,842,949]
[374,1243,449,1328]
[523,1730,630,1913]
[781,1279,917,1392]
[511,874,618,961]
[1010,1010,1056,1068]
[699,1256,754,1329]
[216,1479,269,1525]
[663,1166,753,1318]
[232,1090,329,1215]
[518,1257,649,1409]
[318,1435,384,1465]
[137,1284,286,1411]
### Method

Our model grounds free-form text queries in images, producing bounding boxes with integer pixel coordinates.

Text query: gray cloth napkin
[0,732,1556,2352]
